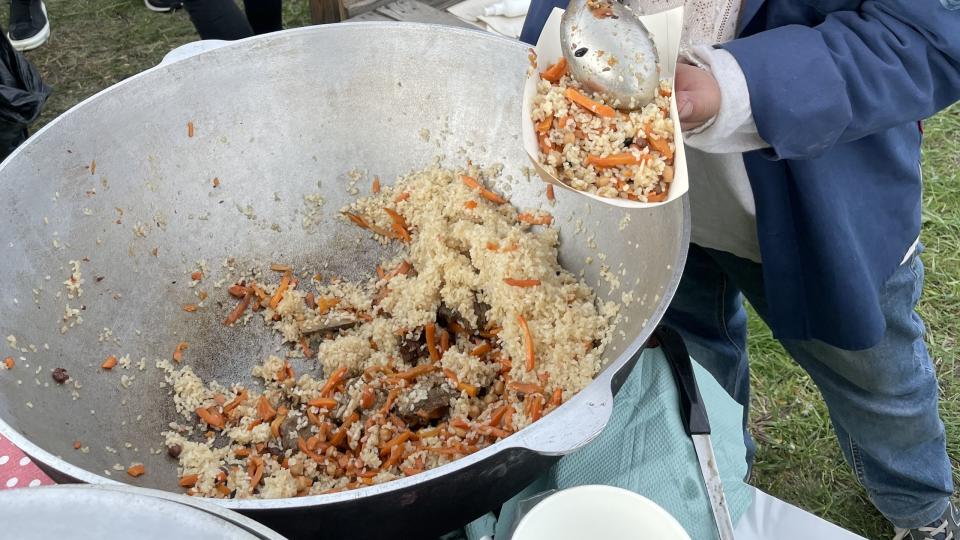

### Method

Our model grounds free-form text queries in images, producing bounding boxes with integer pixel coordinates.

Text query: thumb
[676,90,713,131]
[677,95,695,121]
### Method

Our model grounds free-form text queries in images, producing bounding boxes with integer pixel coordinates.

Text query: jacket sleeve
[721,1,960,160]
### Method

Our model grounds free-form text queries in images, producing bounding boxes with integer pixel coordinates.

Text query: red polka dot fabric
[0,434,54,490]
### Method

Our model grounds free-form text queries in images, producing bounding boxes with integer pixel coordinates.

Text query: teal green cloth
[464,348,754,540]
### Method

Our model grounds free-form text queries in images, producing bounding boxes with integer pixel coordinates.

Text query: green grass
[7,3,960,538]
[748,105,960,540]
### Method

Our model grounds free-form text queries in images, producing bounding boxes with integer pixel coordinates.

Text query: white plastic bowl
[512,485,692,540]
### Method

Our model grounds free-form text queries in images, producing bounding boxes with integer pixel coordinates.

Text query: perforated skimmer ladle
[560,0,661,109]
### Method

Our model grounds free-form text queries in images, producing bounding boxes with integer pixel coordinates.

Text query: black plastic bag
[0,21,51,161]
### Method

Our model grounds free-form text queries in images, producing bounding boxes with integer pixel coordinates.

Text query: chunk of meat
[397,381,457,429]
[398,335,426,364]
[474,300,491,332]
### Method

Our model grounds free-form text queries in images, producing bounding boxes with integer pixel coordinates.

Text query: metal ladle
[560,0,660,109]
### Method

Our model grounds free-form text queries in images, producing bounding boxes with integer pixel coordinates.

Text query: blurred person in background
[144,0,282,40]
[7,0,49,51]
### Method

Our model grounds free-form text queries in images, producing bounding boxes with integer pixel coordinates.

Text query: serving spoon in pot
[559,0,661,110]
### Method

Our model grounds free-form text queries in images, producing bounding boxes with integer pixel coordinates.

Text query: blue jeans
[663,244,953,529]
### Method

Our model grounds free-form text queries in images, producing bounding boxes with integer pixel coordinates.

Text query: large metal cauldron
[0,23,688,539]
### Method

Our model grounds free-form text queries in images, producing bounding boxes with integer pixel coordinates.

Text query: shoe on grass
[144,0,183,12]
[894,503,960,540]
[7,0,49,52]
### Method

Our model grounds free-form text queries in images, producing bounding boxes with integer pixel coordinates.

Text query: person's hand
[675,63,721,132]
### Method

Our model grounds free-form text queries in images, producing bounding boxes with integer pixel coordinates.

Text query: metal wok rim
[0,21,690,511]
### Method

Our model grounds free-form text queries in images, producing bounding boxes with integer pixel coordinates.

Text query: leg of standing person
[182,0,253,40]
[685,245,954,531]
[661,244,756,466]
[242,0,282,35]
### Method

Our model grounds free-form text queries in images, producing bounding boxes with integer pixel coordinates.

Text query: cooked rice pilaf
[532,57,676,202]
[161,164,616,499]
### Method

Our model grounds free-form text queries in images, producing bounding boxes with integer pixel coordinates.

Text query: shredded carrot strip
[2,357,13,370]
[224,290,252,325]
[179,474,199,488]
[460,175,507,205]
[172,341,189,363]
[101,355,117,370]
[380,388,399,414]
[538,132,553,154]
[402,467,423,477]
[343,211,370,229]
[508,381,544,395]
[187,121,195,138]
[646,190,669,203]
[549,388,563,407]
[270,408,287,439]
[196,406,225,430]
[308,397,338,409]
[439,330,450,355]
[190,270,203,281]
[394,192,410,203]
[384,260,411,280]
[503,278,541,287]
[250,456,265,487]
[564,88,616,118]
[540,57,568,83]
[384,208,411,243]
[247,419,263,431]
[372,177,381,193]
[526,394,544,422]
[298,437,326,464]
[256,395,277,422]
[300,336,314,358]
[320,366,349,397]
[464,200,478,210]
[182,304,198,312]
[646,134,674,160]
[425,445,478,456]
[343,211,395,238]
[517,212,553,225]
[448,320,467,335]
[480,326,502,338]
[381,431,412,455]
[212,177,220,188]
[546,184,555,202]
[475,424,512,438]
[388,364,436,382]
[360,386,376,409]
[586,153,653,168]
[228,284,248,298]
[489,404,511,427]
[269,271,292,310]
[470,343,492,357]
[251,284,268,302]
[378,445,401,469]
[503,406,516,431]
[517,314,535,372]
[315,296,340,314]
[224,389,247,413]
[486,241,499,251]
[127,463,146,477]
[425,323,440,361]
[276,361,295,381]
[535,116,553,133]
